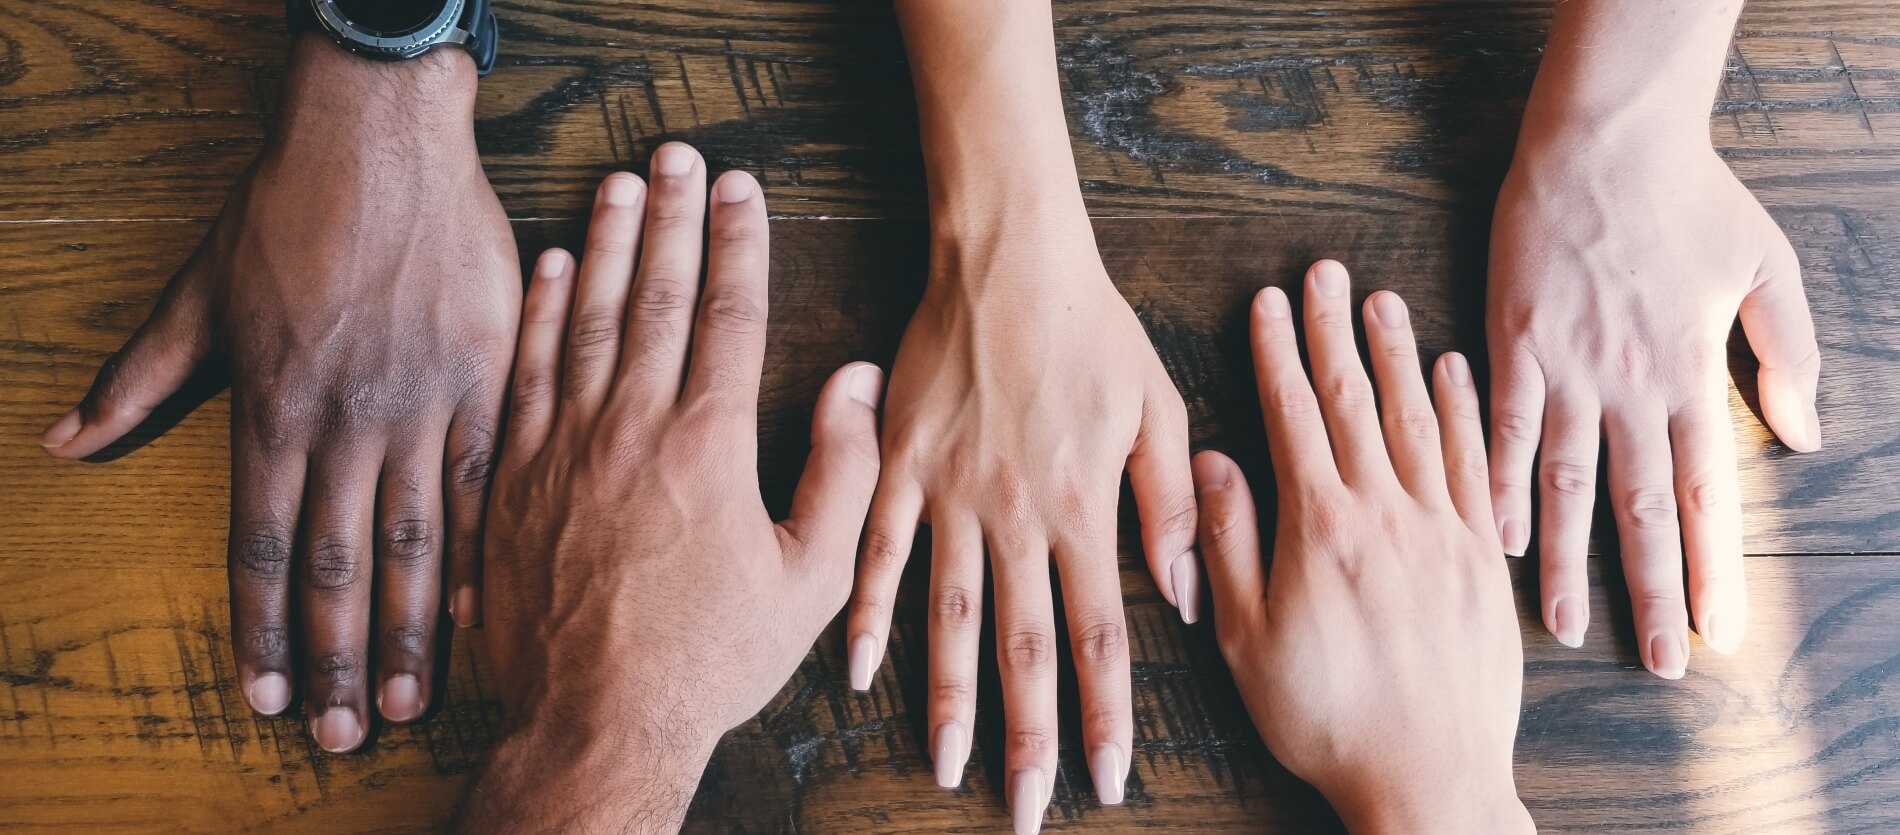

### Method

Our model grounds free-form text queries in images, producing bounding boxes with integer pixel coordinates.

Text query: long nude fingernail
[1171,554,1201,624]
[248,673,290,716]
[1090,742,1127,805]
[933,722,967,788]
[1010,768,1047,835]
[312,708,363,753]
[848,633,878,691]
[40,409,80,449]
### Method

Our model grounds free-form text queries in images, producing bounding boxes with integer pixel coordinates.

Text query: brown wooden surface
[3,1,1900,832]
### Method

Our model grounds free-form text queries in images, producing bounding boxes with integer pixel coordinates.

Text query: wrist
[1517,0,1741,151]
[460,708,717,834]
[1324,768,1532,835]
[276,32,478,153]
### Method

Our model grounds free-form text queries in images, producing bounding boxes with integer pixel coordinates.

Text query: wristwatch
[287,0,499,77]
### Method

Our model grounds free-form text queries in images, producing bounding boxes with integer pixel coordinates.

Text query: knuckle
[649,198,697,230]
[932,676,975,707]
[1449,450,1489,483]
[859,530,911,574]
[384,622,431,657]
[452,438,497,493]
[242,625,290,661]
[1320,375,1373,413]
[1202,509,1255,558]
[1002,629,1056,674]
[1301,499,1353,551]
[711,216,765,246]
[1683,476,1728,514]
[932,586,982,631]
[1073,619,1126,667]
[233,531,292,579]
[381,518,438,569]
[311,652,365,687]
[511,371,559,406]
[701,291,764,335]
[630,279,693,321]
[305,538,365,591]
[1010,729,1055,759]
[567,312,623,351]
[1391,405,1438,441]
[1620,487,1679,532]
[1493,410,1539,444]
[1151,498,1199,542]
[1541,461,1595,498]
[1266,386,1319,422]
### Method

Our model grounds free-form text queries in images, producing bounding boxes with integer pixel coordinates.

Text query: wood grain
[4,0,1900,831]
[0,0,1895,220]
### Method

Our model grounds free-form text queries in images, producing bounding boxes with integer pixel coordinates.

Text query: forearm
[895,0,1089,236]
[458,714,716,834]
[1521,0,1741,146]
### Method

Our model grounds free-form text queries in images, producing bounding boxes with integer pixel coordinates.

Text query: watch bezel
[313,0,467,59]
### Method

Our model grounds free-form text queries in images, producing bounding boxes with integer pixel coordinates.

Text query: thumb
[778,362,885,578]
[41,268,212,459]
[1739,237,1822,452]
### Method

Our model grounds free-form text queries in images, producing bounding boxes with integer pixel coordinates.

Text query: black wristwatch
[287,0,499,77]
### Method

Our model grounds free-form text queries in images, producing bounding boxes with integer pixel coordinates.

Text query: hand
[1488,122,1820,674]
[1196,261,1530,835]
[845,211,1196,825]
[38,38,518,749]
[460,151,884,833]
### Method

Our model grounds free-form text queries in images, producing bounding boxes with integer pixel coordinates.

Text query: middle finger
[299,446,381,752]
[991,529,1058,835]
[1605,405,1691,679]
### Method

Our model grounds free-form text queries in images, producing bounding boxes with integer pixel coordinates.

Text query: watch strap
[286,0,498,77]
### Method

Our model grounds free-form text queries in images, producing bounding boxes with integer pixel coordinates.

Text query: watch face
[331,0,446,36]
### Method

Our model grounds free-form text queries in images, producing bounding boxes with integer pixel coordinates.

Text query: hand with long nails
[1199,261,1532,835]
[843,3,1199,829]
[1488,0,1820,676]
[459,151,884,832]
[40,37,517,751]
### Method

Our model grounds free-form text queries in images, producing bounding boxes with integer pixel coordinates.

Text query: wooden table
[3,1,1898,831]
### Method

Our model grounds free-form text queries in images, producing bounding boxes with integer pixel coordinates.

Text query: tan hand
[463,150,882,832]
[1198,261,1529,834]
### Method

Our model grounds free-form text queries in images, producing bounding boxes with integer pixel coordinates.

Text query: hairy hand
[846,214,1195,826]
[1199,261,1529,835]
[462,148,882,834]
[1488,128,1819,674]
[40,40,517,750]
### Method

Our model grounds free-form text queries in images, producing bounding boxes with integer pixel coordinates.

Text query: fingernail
[1258,287,1290,319]
[1311,260,1347,297]
[1010,768,1047,835]
[1370,292,1406,327]
[846,364,883,408]
[1499,518,1527,557]
[1444,352,1472,386]
[312,708,363,753]
[1171,553,1200,624]
[1801,408,1823,452]
[1090,742,1127,805]
[1647,633,1688,680]
[933,722,967,788]
[848,633,878,691]
[714,171,756,203]
[1550,596,1585,648]
[40,409,81,449]
[248,673,290,716]
[654,143,695,177]
[379,674,424,723]
[450,586,479,628]
[1701,612,1740,656]
[536,248,571,278]
[601,172,642,207]
[1193,454,1232,491]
